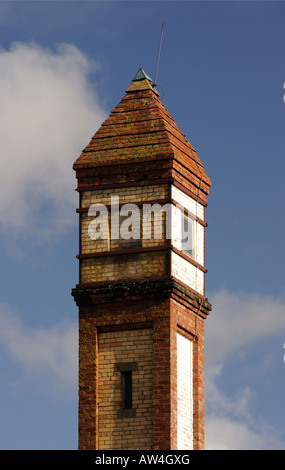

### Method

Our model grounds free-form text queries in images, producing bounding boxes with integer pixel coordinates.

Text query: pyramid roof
[73,69,211,203]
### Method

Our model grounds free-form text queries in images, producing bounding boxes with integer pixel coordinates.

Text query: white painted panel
[171,251,204,295]
[171,193,204,268]
[177,333,193,450]
[195,222,204,266]
[172,185,204,220]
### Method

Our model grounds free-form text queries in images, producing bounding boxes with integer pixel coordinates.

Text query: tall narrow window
[122,371,132,409]
[115,361,138,417]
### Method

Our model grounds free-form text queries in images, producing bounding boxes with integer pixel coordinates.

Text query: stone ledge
[117,409,136,418]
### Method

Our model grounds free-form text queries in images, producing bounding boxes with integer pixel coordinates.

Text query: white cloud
[205,288,285,450]
[0,303,77,396]
[205,288,285,367]
[0,41,107,245]
[205,364,285,450]
[206,415,285,451]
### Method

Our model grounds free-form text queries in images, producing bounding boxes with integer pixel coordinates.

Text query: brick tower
[72,69,212,451]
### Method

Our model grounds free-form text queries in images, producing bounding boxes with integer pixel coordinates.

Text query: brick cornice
[71,277,212,318]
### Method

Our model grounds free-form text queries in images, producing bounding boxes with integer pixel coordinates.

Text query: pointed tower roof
[73,69,211,204]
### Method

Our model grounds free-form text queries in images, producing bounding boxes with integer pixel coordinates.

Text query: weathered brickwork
[81,185,169,208]
[73,72,211,451]
[78,314,99,450]
[76,288,208,450]
[80,250,168,285]
[80,184,169,256]
[78,299,174,450]
[73,80,211,205]
[98,328,153,450]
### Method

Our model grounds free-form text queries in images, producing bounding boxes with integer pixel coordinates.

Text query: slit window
[122,371,132,409]
[115,361,138,416]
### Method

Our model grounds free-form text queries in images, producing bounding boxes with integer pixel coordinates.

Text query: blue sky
[0,0,284,450]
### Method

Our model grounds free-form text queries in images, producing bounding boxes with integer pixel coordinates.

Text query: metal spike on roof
[132,68,153,82]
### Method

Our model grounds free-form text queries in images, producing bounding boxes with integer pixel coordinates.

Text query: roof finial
[132,68,153,82]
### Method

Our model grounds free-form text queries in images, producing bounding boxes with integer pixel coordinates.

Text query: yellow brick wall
[98,328,153,450]
[81,185,168,208]
[81,251,168,284]
[81,184,169,255]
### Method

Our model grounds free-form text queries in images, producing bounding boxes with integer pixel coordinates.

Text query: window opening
[181,212,195,259]
[122,371,132,409]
